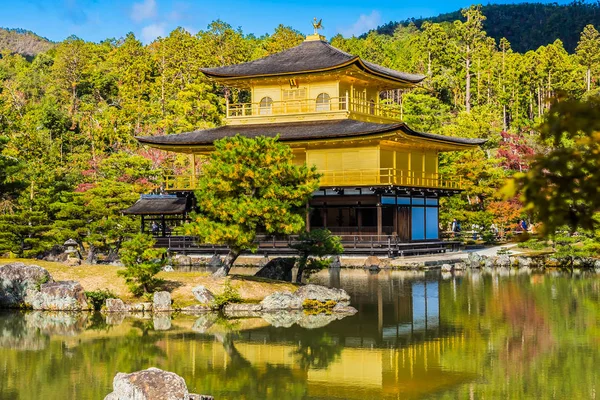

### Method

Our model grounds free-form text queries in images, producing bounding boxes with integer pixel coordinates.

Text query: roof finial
[312,17,323,35]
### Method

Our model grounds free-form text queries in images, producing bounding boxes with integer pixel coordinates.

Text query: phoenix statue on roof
[312,17,323,34]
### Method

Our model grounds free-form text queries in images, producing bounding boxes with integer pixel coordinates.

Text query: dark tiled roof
[201,40,425,84]
[123,195,188,215]
[136,119,487,147]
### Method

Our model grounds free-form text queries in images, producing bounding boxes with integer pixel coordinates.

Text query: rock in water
[104,367,207,400]
[32,281,90,311]
[0,262,53,308]
[254,257,296,281]
[191,286,215,305]
[153,291,172,312]
[329,255,342,269]
[260,291,303,310]
[295,284,351,305]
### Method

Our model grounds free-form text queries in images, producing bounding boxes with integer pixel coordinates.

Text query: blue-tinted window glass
[426,198,438,206]
[426,207,439,239]
[381,196,396,205]
[397,197,411,205]
[412,207,425,240]
[412,198,425,205]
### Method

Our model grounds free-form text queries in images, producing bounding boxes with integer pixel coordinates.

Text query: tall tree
[454,5,487,112]
[576,24,600,92]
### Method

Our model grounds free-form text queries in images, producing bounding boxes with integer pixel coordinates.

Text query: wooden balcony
[164,168,462,191]
[226,96,402,123]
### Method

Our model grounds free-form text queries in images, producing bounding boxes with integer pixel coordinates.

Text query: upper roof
[136,119,486,150]
[201,39,425,84]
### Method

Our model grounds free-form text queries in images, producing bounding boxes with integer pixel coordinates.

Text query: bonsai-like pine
[291,228,344,283]
[118,233,166,296]
[186,135,320,277]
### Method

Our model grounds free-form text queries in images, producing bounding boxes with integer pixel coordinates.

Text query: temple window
[259,97,273,115]
[316,93,331,111]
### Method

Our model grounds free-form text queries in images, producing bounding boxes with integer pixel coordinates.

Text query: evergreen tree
[576,24,600,92]
[186,135,320,277]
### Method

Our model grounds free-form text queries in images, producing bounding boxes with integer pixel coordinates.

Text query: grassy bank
[0,259,298,307]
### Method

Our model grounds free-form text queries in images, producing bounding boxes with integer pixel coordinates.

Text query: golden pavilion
[129,28,485,254]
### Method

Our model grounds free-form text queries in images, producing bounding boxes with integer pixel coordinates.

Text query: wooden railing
[227,96,402,121]
[164,168,461,191]
[319,168,462,189]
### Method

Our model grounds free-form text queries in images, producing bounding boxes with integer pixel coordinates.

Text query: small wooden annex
[133,30,485,252]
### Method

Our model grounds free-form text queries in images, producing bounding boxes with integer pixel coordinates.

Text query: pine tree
[186,135,320,277]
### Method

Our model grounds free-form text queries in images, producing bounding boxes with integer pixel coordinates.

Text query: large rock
[329,255,342,269]
[104,367,207,400]
[31,281,90,311]
[295,284,351,306]
[0,262,53,308]
[497,254,511,267]
[105,298,129,313]
[363,255,382,268]
[260,291,303,311]
[191,286,215,305]
[153,292,172,312]
[467,253,483,268]
[254,258,296,282]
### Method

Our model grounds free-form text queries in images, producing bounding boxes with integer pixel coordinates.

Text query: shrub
[118,233,166,296]
[212,279,242,309]
[85,289,117,311]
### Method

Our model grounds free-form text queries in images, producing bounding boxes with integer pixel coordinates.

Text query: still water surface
[1,269,599,399]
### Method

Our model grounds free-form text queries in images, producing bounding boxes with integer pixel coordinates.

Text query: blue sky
[0,0,567,43]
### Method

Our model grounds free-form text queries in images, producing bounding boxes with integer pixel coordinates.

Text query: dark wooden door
[398,206,411,242]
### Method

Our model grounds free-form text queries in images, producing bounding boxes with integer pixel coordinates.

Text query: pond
[1,268,599,399]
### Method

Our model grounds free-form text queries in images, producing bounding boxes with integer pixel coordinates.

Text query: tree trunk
[86,245,96,264]
[296,256,308,284]
[212,248,241,277]
[587,67,591,92]
[465,47,471,113]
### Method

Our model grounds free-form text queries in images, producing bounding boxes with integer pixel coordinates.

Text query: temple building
[130,28,485,254]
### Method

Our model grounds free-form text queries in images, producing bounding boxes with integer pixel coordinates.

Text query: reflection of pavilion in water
[224,270,472,399]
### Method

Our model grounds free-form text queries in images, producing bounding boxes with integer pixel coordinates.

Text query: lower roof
[136,120,486,150]
[123,195,188,215]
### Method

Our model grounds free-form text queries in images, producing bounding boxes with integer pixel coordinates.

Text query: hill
[373,2,600,53]
[0,27,54,58]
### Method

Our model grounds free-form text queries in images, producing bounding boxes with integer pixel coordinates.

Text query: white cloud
[340,11,382,37]
[131,0,157,23]
[141,22,166,43]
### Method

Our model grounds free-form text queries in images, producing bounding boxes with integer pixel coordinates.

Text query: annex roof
[136,119,486,150]
[201,39,425,84]
[123,195,188,215]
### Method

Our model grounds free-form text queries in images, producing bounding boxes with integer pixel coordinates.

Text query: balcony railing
[164,168,461,191]
[319,168,461,189]
[227,96,402,121]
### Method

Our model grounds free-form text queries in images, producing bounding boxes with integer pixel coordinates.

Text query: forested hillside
[374,2,600,52]
[0,28,53,58]
[0,8,599,260]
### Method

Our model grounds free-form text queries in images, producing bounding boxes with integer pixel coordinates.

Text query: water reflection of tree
[437,273,600,399]
[293,332,342,369]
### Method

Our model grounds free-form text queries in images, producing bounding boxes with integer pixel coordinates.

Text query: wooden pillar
[161,214,166,237]
[377,203,383,237]
[393,205,398,235]
[357,204,362,234]
[323,203,327,228]
[141,215,145,233]
[190,154,196,188]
